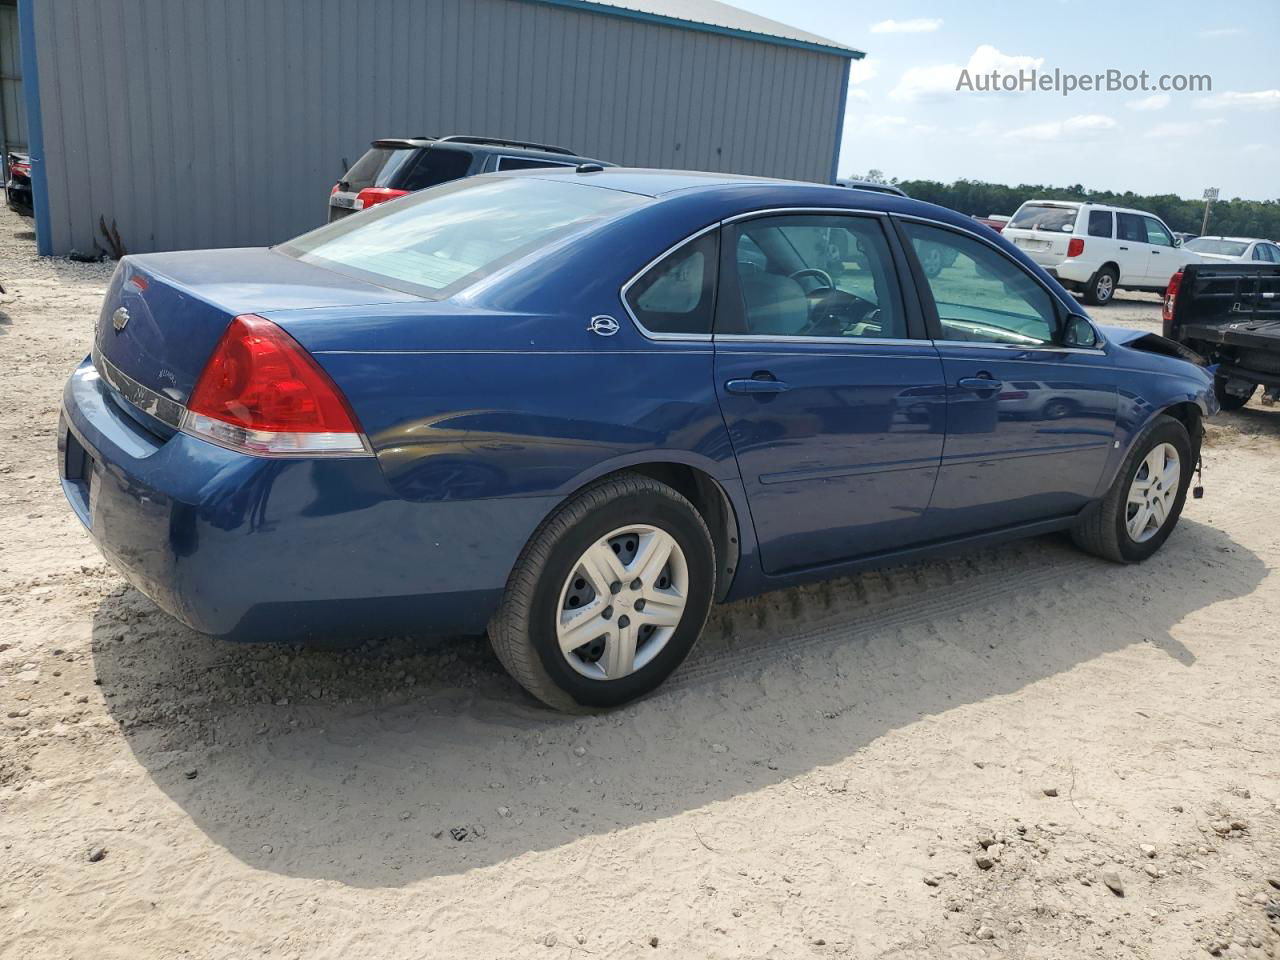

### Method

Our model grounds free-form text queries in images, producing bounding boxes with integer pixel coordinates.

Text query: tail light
[355,187,409,210]
[9,159,30,178]
[1162,270,1183,337]
[1066,237,1085,258]
[330,182,340,195]
[183,314,370,456]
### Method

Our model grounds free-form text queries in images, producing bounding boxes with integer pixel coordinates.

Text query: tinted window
[1009,203,1078,233]
[281,177,645,298]
[496,156,575,171]
[1252,244,1265,260]
[399,148,473,190]
[624,232,718,336]
[1265,245,1280,263]
[1143,217,1173,247]
[1088,210,1114,238]
[342,147,417,191]
[1116,213,1146,243]
[903,223,1057,345]
[726,215,905,339]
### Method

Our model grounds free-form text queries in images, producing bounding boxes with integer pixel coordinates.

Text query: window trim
[891,213,1106,354]
[619,222,721,342]
[494,155,578,172]
[713,207,926,344]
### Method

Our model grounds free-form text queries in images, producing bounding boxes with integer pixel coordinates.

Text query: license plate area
[330,193,357,209]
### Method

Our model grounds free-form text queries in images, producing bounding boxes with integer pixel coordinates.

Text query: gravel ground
[1,205,1277,960]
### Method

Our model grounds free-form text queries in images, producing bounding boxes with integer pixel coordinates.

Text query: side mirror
[1062,314,1099,348]
[1173,236,1182,247]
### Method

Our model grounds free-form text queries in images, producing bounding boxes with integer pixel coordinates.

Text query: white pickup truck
[1002,200,1202,306]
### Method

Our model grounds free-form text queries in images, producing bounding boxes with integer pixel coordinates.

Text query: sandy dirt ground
[1,205,1277,960]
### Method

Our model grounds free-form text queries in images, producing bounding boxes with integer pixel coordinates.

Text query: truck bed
[1167,262,1280,391]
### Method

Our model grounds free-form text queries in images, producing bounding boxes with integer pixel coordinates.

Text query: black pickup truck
[1163,262,1280,410]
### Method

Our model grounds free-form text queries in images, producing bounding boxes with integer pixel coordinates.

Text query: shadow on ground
[90,517,1264,887]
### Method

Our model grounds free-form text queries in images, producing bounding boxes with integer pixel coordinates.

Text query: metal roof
[522,0,864,58]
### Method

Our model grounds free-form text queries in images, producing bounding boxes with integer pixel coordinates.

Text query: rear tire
[1082,266,1117,306]
[1214,375,1255,411]
[1071,415,1192,563]
[489,473,715,711]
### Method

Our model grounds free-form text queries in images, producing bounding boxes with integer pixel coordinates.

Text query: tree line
[853,172,1280,239]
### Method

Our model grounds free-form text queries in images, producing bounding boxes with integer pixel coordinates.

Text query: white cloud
[1194,89,1280,111]
[1144,122,1202,139]
[1127,93,1170,112]
[849,114,937,138]
[870,17,942,34]
[1200,26,1243,37]
[1004,114,1118,142]
[848,58,879,85]
[847,88,871,103]
[890,44,1043,103]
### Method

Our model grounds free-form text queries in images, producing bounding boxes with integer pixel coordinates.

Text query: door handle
[1118,246,1129,251]
[726,377,789,395]
[957,376,1003,392]
[1152,250,1161,255]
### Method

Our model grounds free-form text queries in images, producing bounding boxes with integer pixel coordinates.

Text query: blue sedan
[59,168,1216,710]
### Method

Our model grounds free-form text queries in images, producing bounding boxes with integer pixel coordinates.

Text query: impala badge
[112,307,130,332]
[588,315,620,337]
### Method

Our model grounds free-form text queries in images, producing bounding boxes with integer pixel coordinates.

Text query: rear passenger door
[1114,213,1150,286]
[712,213,946,573]
[898,219,1119,540]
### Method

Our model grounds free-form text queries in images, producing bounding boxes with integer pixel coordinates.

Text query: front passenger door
[899,221,1119,540]
[1142,216,1177,287]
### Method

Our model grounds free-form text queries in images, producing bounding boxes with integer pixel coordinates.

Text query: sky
[735,0,1280,201]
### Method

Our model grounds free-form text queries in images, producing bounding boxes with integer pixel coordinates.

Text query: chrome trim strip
[619,221,720,342]
[92,345,186,429]
[720,205,884,224]
[930,339,1107,356]
[714,334,925,347]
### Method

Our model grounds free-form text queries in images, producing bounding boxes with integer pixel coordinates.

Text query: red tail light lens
[1162,270,1183,336]
[355,187,409,210]
[1066,237,1085,258]
[183,315,369,456]
[330,182,340,195]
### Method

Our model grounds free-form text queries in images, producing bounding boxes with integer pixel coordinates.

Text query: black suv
[328,135,612,221]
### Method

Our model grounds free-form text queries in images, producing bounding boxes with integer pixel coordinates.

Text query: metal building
[13,0,861,257]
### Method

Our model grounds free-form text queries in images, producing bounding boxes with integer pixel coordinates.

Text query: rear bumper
[1044,261,1094,285]
[60,357,554,641]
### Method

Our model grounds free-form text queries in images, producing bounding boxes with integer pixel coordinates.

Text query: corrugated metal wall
[29,0,847,256]
[0,3,26,152]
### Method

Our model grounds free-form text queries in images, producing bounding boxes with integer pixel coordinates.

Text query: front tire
[1071,415,1193,563]
[489,473,715,711]
[1082,266,1117,306]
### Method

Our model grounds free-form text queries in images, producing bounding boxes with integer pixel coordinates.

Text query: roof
[521,0,863,58]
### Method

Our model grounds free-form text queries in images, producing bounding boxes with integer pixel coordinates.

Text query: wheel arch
[548,457,744,602]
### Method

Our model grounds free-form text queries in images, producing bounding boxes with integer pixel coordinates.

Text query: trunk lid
[94,248,421,409]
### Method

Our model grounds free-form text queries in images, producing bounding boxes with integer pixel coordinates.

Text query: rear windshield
[1009,203,1079,233]
[342,147,416,191]
[280,176,646,298]
[1185,238,1249,257]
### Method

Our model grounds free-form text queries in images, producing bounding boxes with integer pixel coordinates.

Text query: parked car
[1163,261,1280,410]
[974,214,1011,233]
[5,152,32,217]
[328,134,611,222]
[1182,236,1280,264]
[835,178,907,198]
[1002,200,1201,306]
[60,168,1215,711]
